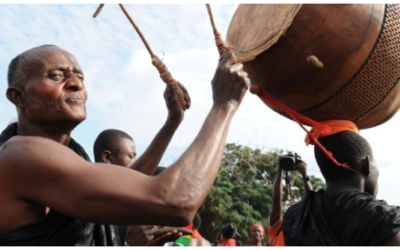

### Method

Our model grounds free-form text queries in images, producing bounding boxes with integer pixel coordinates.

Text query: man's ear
[101,150,112,164]
[361,156,370,177]
[6,87,26,108]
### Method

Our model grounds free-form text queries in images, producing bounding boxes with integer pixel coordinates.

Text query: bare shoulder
[1,135,63,158]
[0,135,90,190]
[0,136,91,231]
[0,136,47,171]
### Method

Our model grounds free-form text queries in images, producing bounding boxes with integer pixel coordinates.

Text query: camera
[279,152,301,171]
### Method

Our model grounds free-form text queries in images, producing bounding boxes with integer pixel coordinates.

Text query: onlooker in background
[248,223,265,246]
[190,213,211,246]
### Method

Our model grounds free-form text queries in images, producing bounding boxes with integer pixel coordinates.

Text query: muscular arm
[129,120,178,175]
[1,53,249,228]
[130,83,190,176]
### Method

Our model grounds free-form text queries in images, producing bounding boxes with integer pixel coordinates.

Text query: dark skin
[322,155,400,246]
[101,141,184,247]
[101,137,137,167]
[125,225,185,246]
[100,82,189,172]
[98,82,190,245]
[0,46,249,233]
[129,82,190,175]
[250,226,263,246]
[285,153,399,246]
[100,138,183,245]
[324,156,378,198]
[270,158,312,227]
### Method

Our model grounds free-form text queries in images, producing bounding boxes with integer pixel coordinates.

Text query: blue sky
[1,4,400,205]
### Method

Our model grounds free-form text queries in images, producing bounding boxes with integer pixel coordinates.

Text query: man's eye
[47,73,64,81]
[76,75,84,81]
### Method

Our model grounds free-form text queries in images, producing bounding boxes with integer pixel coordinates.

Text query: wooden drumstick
[93,4,188,110]
[205,4,235,60]
[206,4,260,94]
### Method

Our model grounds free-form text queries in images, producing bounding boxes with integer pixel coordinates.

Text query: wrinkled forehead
[27,46,82,72]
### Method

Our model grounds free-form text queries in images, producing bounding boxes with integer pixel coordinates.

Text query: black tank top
[0,123,126,246]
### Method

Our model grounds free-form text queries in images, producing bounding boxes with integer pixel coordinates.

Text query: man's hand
[164,82,191,124]
[147,229,183,246]
[277,156,284,172]
[294,158,313,191]
[294,159,307,178]
[125,225,156,246]
[211,53,250,109]
[126,226,182,247]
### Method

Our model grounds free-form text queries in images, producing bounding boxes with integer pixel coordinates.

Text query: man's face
[110,138,137,167]
[251,226,263,243]
[21,46,87,126]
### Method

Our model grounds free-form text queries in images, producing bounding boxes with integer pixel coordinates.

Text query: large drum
[226,4,400,129]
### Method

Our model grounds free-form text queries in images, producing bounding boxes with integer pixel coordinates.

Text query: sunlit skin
[8,46,87,145]
[0,46,250,240]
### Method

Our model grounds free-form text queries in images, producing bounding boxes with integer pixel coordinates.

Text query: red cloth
[305,120,359,145]
[222,238,236,246]
[249,223,265,236]
[268,219,285,246]
[257,86,359,171]
[191,229,202,239]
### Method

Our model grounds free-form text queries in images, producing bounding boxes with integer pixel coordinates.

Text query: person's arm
[1,53,249,227]
[270,163,283,226]
[296,159,313,192]
[130,82,190,175]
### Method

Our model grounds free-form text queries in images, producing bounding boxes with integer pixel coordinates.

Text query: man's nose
[65,74,84,92]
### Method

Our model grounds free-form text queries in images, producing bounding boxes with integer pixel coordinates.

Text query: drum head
[226,4,302,62]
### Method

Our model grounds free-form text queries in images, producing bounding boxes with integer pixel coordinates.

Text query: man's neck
[17,118,76,146]
[325,179,363,197]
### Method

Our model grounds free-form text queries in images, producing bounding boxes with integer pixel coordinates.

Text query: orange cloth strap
[257,87,358,172]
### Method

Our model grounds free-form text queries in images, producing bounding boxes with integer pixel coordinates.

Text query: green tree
[198,143,325,245]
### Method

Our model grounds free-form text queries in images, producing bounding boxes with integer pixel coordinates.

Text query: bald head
[6,45,87,126]
[8,45,60,89]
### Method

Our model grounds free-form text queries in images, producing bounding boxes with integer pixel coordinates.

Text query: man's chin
[64,107,87,122]
[59,112,87,127]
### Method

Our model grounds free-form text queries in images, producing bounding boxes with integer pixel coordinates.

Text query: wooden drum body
[227,4,400,129]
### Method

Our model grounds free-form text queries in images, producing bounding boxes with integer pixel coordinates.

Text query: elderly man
[0,45,249,245]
